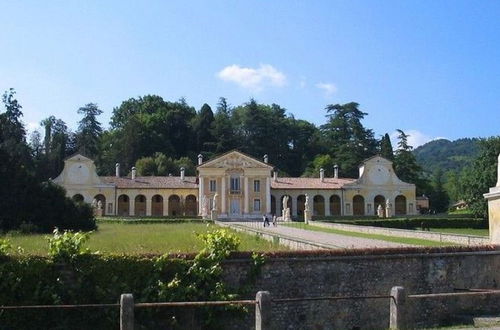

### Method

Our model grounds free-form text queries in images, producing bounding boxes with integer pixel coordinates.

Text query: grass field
[1,222,285,255]
[285,222,454,247]
[429,228,489,236]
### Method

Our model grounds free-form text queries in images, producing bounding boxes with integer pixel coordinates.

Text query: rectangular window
[230,177,240,192]
[254,199,261,212]
[254,180,260,192]
[209,179,217,192]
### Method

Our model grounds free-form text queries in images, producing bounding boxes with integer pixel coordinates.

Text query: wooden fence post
[120,293,134,330]
[256,291,272,330]
[390,286,408,329]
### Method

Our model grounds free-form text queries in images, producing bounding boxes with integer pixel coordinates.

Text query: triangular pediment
[198,150,273,169]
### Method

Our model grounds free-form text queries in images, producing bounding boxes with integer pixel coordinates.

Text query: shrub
[0,238,11,256]
[47,228,92,262]
[322,217,488,229]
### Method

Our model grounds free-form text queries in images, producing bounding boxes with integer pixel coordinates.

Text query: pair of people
[262,214,277,227]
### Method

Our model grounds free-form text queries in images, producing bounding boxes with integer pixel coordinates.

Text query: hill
[413,138,479,174]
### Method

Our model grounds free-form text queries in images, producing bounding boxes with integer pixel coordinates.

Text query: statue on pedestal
[304,194,312,224]
[282,195,291,222]
[385,200,392,218]
[377,204,384,218]
[211,193,218,220]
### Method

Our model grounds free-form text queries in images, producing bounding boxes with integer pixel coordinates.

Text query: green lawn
[1,222,285,255]
[285,222,455,247]
[429,228,489,236]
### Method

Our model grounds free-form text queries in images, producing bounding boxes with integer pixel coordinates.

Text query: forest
[2,89,499,222]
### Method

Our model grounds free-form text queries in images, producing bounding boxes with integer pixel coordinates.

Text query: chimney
[198,154,203,165]
[131,167,136,180]
[273,170,278,182]
[180,167,185,181]
[334,164,339,179]
[263,154,268,163]
[320,168,325,182]
[115,163,120,177]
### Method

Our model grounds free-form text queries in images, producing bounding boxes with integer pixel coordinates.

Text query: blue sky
[1,1,499,147]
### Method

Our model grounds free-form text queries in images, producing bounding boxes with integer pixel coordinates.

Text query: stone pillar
[198,177,204,216]
[244,176,249,214]
[485,153,500,243]
[324,194,331,216]
[292,195,298,216]
[146,197,152,216]
[120,293,134,330]
[390,286,408,330]
[221,176,226,214]
[266,177,271,214]
[255,291,272,330]
[163,195,169,216]
[129,197,135,217]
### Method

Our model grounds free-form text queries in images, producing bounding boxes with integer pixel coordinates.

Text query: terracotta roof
[271,177,356,190]
[101,176,198,189]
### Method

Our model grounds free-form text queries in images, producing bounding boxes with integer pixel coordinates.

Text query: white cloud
[390,129,448,149]
[315,82,338,97]
[217,64,287,91]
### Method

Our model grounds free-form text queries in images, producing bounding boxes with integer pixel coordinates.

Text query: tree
[429,168,450,213]
[393,129,423,185]
[302,154,335,177]
[193,103,215,154]
[458,137,500,218]
[379,133,394,160]
[212,97,236,154]
[76,103,103,159]
[320,102,377,178]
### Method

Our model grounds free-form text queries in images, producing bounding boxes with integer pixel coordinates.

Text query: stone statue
[97,200,102,210]
[201,195,209,217]
[282,196,291,222]
[91,199,97,209]
[377,204,384,218]
[212,193,218,211]
[304,194,311,224]
[385,199,392,218]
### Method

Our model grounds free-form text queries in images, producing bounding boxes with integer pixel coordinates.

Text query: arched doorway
[168,195,181,216]
[271,195,276,216]
[72,194,84,203]
[151,195,163,216]
[185,195,197,216]
[313,195,325,216]
[297,195,306,216]
[118,194,130,216]
[135,195,146,216]
[353,195,365,216]
[94,194,106,215]
[330,195,341,216]
[395,195,407,215]
[374,195,386,215]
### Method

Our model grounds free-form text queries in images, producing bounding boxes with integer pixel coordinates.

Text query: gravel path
[225,221,416,249]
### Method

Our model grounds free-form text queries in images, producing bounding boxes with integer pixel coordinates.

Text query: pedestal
[304,210,311,224]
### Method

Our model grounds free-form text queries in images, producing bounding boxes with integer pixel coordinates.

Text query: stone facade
[484,153,500,243]
[54,150,417,218]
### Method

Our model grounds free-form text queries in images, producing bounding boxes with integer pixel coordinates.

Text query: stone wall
[221,249,500,329]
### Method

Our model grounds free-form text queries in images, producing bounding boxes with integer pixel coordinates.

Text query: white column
[146,196,152,216]
[324,194,331,216]
[163,195,169,216]
[221,176,226,214]
[292,195,298,216]
[129,196,135,216]
[244,176,249,214]
[266,177,271,214]
[198,177,204,215]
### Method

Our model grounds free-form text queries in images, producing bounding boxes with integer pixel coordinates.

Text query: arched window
[134,195,146,216]
[297,195,306,216]
[168,195,181,216]
[330,195,341,216]
[374,195,386,215]
[313,195,325,216]
[72,194,84,203]
[185,195,197,216]
[353,195,365,216]
[151,195,163,216]
[395,195,407,215]
[118,195,130,216]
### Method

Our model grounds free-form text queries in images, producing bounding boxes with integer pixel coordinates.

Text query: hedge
[320,217,488,229]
